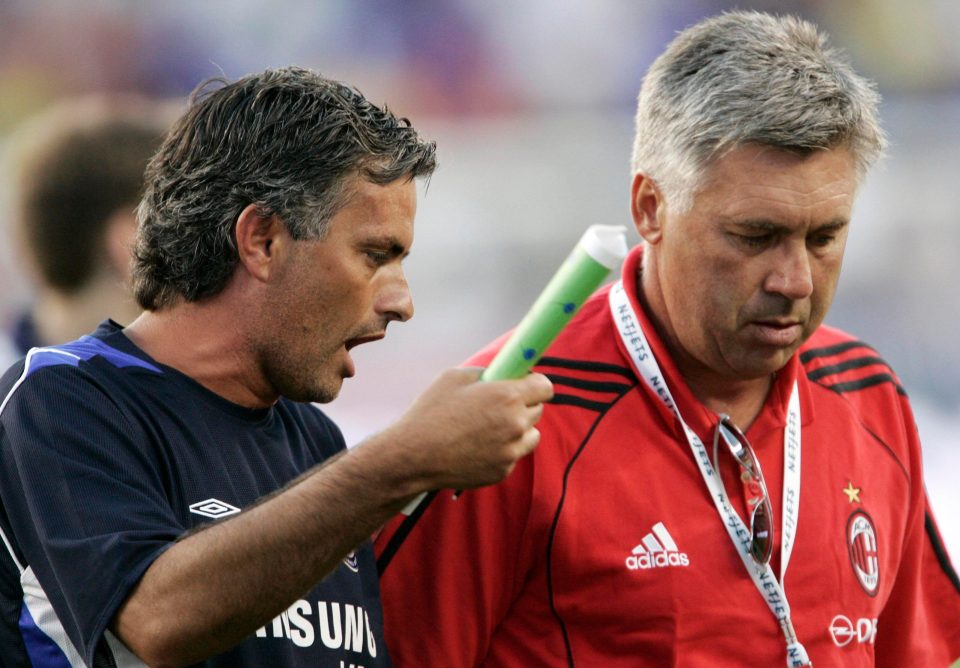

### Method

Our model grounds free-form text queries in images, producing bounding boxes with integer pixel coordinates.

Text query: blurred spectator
[1,96,172,368]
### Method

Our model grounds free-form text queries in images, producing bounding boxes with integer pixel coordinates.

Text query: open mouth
[345,333,385,351]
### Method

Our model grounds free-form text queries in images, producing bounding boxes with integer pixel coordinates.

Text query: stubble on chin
[307,379,342,404]
[257,343,339,404]
[284,361,344,404]
[273,375,341,404]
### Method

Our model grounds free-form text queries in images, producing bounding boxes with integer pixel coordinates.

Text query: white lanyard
[609,280,811,667]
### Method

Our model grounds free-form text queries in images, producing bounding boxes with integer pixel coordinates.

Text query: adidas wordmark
[626,521,690,570]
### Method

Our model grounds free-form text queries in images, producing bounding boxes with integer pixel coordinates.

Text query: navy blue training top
[0,321,390,667]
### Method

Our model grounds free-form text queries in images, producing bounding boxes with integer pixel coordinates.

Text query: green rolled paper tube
[481,224,628,380]
[400,225,627,515]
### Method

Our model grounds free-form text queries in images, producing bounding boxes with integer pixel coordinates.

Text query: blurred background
[1,0,957,555]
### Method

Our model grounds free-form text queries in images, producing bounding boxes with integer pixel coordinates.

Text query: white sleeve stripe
[103,630,149,667]
[0,347,70,574]
[0,346,81,416]
[21,566,86,666]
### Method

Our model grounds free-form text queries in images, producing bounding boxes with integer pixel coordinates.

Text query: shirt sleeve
[875,395,960,666]
[375,449,538,667]
[0,366,182,665]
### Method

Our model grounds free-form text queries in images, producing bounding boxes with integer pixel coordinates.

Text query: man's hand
[367,367,554,492]
[112,368,551,665]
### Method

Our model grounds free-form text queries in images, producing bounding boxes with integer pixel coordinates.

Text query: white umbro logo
[343,550,360,573]
[625,521,690,570]
[189,498,241,519]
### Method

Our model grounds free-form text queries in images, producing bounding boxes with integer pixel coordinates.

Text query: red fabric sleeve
[375,453,537,667]
[376,334,541,666]
[875,395,960,666]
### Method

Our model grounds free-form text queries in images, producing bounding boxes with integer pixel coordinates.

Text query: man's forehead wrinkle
[722,184,855,206]
[716,190,855,220]
[731,179,853,194]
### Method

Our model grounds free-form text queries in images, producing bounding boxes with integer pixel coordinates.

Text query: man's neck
[669,357,773,429]
[124,298,278,410]
[637,265,772,429]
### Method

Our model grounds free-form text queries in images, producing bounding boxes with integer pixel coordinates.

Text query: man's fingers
[516,426,542,458]
[526,403,545,426]
[457,366,485,381]
[519,372,554,405]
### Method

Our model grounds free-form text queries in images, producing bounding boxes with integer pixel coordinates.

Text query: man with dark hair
[0,67,553,667]
[1,96,168,366]
[376,12,960,666]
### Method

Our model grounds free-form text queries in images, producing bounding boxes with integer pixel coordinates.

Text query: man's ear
[234,204,289,283]
[630,172,665,245]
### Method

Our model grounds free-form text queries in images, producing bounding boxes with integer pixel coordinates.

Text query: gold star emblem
[842,481,861,504]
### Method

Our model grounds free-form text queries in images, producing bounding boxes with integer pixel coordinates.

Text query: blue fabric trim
[27,336,161,377]
[19,603,72,667]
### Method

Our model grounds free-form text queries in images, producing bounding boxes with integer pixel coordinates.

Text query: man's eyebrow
[719,218,786,232]
[726,218,780,230]
[722,217,850,231]
[815,218,850,231]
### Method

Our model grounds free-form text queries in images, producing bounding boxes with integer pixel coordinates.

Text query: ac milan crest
[847,510,880,596]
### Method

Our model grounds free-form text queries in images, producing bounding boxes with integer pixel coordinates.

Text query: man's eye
[808,234,835,248]
[735,234,772,248]
[365,250,390,265]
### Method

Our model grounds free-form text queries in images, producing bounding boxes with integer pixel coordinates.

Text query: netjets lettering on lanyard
[609,280,811,667]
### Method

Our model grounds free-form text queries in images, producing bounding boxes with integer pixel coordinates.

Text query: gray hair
[134,66,437,311]
[631,11,886,212]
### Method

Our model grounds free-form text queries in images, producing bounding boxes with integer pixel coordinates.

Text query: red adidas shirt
[376,246,960,666]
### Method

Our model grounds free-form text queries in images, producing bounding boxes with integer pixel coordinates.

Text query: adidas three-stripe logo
[801,339,906,396]
[625,522,690,570]
[536,356,635,412]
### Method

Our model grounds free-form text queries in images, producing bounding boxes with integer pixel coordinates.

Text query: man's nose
[377,270,414,323]
[763,242,814,300]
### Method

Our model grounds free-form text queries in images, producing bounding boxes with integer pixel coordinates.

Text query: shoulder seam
[926,511,960,595]
[545,388,633,665]
[0,348,50,417]
[550,394,616,412]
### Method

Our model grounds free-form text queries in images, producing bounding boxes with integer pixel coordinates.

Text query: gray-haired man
[377,12,960,666]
